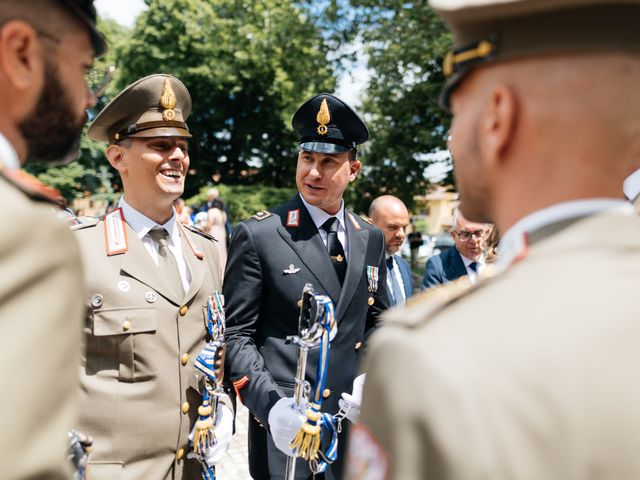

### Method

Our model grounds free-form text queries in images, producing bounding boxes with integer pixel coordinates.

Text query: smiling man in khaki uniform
[347,1,640,479]
[74,74,231,479]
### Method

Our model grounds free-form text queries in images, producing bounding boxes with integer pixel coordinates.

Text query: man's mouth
[305,183,324,191]
[161,169,182,179]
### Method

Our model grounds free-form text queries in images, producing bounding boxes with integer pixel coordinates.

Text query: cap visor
[128,127,192,139]
[299,142,352,154]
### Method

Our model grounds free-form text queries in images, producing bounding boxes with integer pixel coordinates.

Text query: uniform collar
[0,133,20,171]
[624,168,640,202]
[118,197,181,245]
[299,194,346,232]
[497,198,634,269]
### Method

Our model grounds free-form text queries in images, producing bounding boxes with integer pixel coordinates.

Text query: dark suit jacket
[223,194,389,479]
[388,254,413,305]
[422,246,468,290]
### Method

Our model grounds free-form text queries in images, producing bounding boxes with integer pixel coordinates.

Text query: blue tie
[469,261,479,273]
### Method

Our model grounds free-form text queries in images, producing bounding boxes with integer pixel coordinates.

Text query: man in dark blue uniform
[223,93,389,479]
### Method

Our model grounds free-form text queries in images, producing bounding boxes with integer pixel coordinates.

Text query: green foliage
[187,184,297,224]
[347,1,454,212]
[115,0,336,197]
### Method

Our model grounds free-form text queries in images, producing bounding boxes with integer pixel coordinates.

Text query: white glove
[338,373,366,423]
[187,403,234,465]
[268,397,306,456]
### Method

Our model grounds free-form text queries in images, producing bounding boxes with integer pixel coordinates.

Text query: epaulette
[70,216,100,231]
[386,264,501,328]
[0,167,66,208]
[359,214,373,225]
[183,223,218,242]
[252,210,273,221]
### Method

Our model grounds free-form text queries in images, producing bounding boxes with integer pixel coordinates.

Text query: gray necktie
[148,228,184,298]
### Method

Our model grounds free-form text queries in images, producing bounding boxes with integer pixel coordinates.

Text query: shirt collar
[624,168,640,202]
[118,197,180,244]
[299,194,346,231]
[0,133,20,171]
[498,198,634,268]
[460,253,483,267]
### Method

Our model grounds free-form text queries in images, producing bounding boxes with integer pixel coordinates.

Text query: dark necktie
[321,217,346,284]
[386,256,405,306]
[468,261,479,273]
[148,228,184,298]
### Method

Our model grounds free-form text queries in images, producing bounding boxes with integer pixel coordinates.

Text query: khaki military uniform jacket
[351,211,640,480]
[73,213,226,480]
[0,169,84,479]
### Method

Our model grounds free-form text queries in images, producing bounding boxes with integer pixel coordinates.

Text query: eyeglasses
[454,230,487,241]
[36,30,115,98]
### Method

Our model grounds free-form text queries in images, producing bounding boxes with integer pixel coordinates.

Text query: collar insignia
[286,209,300,227]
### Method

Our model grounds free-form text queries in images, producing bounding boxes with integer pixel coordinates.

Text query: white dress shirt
[0,133,20,171]
[385,254,407,303]
[498,198,634,269]
[459,253,485,284]
[300,195,348,260]
[119,197,191,292]
[624,168,640,202]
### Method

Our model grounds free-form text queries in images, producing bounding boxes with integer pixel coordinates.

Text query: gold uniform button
[297,300,303,308]
[122,320,131,331]
[181,402,190,414]
[354,341,362,350]
[181,353,189,366]
[176,448,184,460]
[179,305,189,316]
[322,388,331,399]
[367,297,374,306]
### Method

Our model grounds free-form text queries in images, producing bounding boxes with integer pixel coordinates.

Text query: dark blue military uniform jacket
[223,193,389,479]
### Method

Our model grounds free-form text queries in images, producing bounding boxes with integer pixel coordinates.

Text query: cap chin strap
[299,142,354,154]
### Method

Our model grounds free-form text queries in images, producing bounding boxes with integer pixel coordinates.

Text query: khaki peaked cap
[87,74,192,144]
[431,0,640,108]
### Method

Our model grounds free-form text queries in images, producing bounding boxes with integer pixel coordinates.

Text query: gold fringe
[289,409,322,460]
[193,416,215,454]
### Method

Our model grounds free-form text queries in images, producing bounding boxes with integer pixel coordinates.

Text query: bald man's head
[369,195,411,255]
[449,51,640,229]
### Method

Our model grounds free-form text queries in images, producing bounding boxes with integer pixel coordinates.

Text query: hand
[338,373,366,423]
[268,397,306,456]
[188,403,234,465]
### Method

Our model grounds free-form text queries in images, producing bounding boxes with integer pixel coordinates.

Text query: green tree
[347,1,453,212]
[115,0,336,197]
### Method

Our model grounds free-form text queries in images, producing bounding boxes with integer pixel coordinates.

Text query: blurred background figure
[203,188,228,267]
[407,220,424,268]
[369,195,413,306]
[423,209,491,290]
[174,197,192,225]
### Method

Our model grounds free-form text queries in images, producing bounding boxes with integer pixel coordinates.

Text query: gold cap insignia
[160,78,177,121]
[316,98,330,135]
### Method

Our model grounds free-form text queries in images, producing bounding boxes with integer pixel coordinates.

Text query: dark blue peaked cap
[58,0,107,56]
[292,93,368,154]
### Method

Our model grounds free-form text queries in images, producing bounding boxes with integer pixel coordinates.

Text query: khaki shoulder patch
[183,223,217,242]
[386,266,501,328]
[252,210,273,221]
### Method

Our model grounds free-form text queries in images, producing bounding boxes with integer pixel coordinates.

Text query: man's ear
[349,159,361,182]
[0,21,44,116]
[106,144,126,173]
[481,84,518,166]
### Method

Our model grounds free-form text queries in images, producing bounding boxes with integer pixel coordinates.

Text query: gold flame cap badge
[316,98,330,135]
[160,78,177,121]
